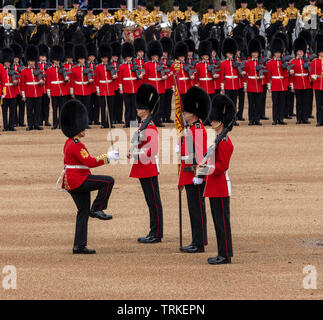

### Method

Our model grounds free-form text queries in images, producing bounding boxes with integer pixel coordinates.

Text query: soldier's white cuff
[119,84,123,91]
[21,91,26,98]
[311,75,317,81]
[47,89,51,96]
[290,83,294,90]
[267,83,271,90]
[243,82,247,89]
[220,83,224,90]
[70,88,74,95]
[96,86,100,94]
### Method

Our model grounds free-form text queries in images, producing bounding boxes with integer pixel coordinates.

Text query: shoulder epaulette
[73,138,80,144]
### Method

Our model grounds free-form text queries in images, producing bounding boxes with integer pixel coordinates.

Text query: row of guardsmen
[2,0,321,30]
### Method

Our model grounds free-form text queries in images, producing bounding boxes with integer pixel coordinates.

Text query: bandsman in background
[18,2,36,29]
[135,10,153,28]
[114,0,130,22]
[63,42,74,100]
[285,0,299,37]
[0,7,16,29]
[178,87,210,253]
[271,2,288,27]
[35,3,52,27]
[290,38,311,124]
[234,0,252,26]
[134,38,147,88]
[95,44,116,128]
[310,34,323,127]
[53,0,68,24]
[168,1,185,26]
[83,5,99,31]
[215,1,231,24]
[302,0,322,24]
[0,48,18,132]
[160,37,174,123]
[202,4,218,26]
[250,0,267,27]
[184,1,196,38]
[20,45,44,131]
[129,0,142,21]
[98,2,115,28]
[66,0,80,23]
[128,84,163,244]
[46,45,70,130]
[150,1,164,24]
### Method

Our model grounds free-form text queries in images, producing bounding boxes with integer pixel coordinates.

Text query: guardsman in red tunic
[59,99,118,254]
[178,87,210,253]
[63,42,75,100]
[290,38,312,124]
[70,44,93,128]
[143,40,167,127]
[195,41,216,100]
[134,38,146,88]
[95,43,116,129]
[220,38,242,127]
[38,44,51,127]
[119,42,142,127]
[196,94,235,265]
[267,38,289,125]
[128,84,163,243]
[171,41,194,102]
[310,34,323,126]
[20,45,44,131]
[11,43,25,127]
[0,48,19,131]
[244,38,264,125]
[46,45,70,130]
[160,37,174,123]
[209,38,221,95]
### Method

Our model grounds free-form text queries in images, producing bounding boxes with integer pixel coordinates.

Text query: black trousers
[309,86,314,117]
[315,90,323,125]
[114,89,123,123]
[164,88,173,121]
[123,93,137,126]
[237,87,245,119]
[209,197,233,258]
[15,94,25,125]
[285,88,294,116]
[154,93,165,125]
[247,92,262,123]
[52,96,67,127]
[225,90,238,110]
[98,95,114,127]
[89,92,99,124]
[185,182,208,247]
[26,97,41,127]
[271,91,286,121]
[295,89,311,122]
[41,93,50,123]
[75,95,91,119]
[139,176,163,238]
[261,84,267,117]
[2,98,17,129]
[69,174,115,247]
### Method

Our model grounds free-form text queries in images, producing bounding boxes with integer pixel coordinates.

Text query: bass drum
[123,26,143,43]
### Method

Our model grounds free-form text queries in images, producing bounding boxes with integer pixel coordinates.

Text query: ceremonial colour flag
[174,76,184,136]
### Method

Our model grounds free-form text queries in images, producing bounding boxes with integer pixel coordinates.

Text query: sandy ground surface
[0,100,323,300]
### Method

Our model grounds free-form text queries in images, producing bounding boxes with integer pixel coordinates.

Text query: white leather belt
[51,81,64,84]
[99,80,112,83]
[148,77,162,81]
[295,73,308,76]
[25,82,40,85]
[225,76,238,79]
[65,165,89,169]
[248,76,258,79]
[199,77,212,81]
[123,77,137,80]
[5,83,14,86]
[178,77,189,80]
[272,76,284,79]
[75,81,88,85]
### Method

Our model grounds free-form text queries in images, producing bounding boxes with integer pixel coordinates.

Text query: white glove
[193,177,203,185]
[175,144,180,154]
[108,150,119,161]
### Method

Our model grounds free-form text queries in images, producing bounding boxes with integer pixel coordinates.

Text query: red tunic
[170,62,192,94]
[143,61,166,94]
[178,121,207,186]
[310,58,323,91]
[45,65,70,96]
[244,58,263,93]
[162,57,173,90]
[203,136,234,198]
[266,58,288,91]
[94,63,115,96]
[13,63,23,94]
[62,138,106,191]
[64,62,74,94]
[194,61,215,94]
[129,120,160,179]
[0,67,19,99]
[70,65,93,96]
[219,59,240,91]
[118,62,140,94]
[290,58,311,90]
[20,67,44,98]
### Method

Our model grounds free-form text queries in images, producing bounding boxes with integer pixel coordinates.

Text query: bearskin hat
[174,41,188,59]
[86,43,97,57]
[174,1,179,6]
[74,44,88,61]
[10,43,23,59]
[122,42,135,59]
[134,38,146,53]
[60,99,89,138]
[221,1,227,6]
[160,37,173,55]
[64,42,74,59]
[198,40,212,57]
[98,43,112,60]
[222,38,237,56]
[208,38,219,53]
[208,4,214,9]
[254,35,266,51]
[38,43,49,58]
[136,84,159,115]
[209,94,236,130]
[248,38,261,56]
[270,37,284,54]
[315,34,323,54]
[274,32,289,53]
[111,41,121,57]
[183,87,211,122]
[293,37,307,56]
[1,48,14,64]
[147,40,163,59]
[185,39,196,53]
[299,30,312,48]
[234,36,247,57]
[49,45,64,62]
[25,45,39,62]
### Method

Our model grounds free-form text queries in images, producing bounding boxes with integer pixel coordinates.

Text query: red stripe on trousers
[221,198,229,258]
[86,179,111,211]
[197,185,206,246]
[150,177,160,238]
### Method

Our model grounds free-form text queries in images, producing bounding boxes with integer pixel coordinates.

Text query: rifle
[17,63,25,73]
[58,62,71,81]
[84,62,96,81]
[232,57,245,77]
[8,67,21,84]
[156,58,170,78]
[106,62,119,77]
[281,55,294,71]
[183,59,196,78]
[303,53,316,72]
[131,57,145,79]
[33,65,44,84]
[207,58,217,77]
